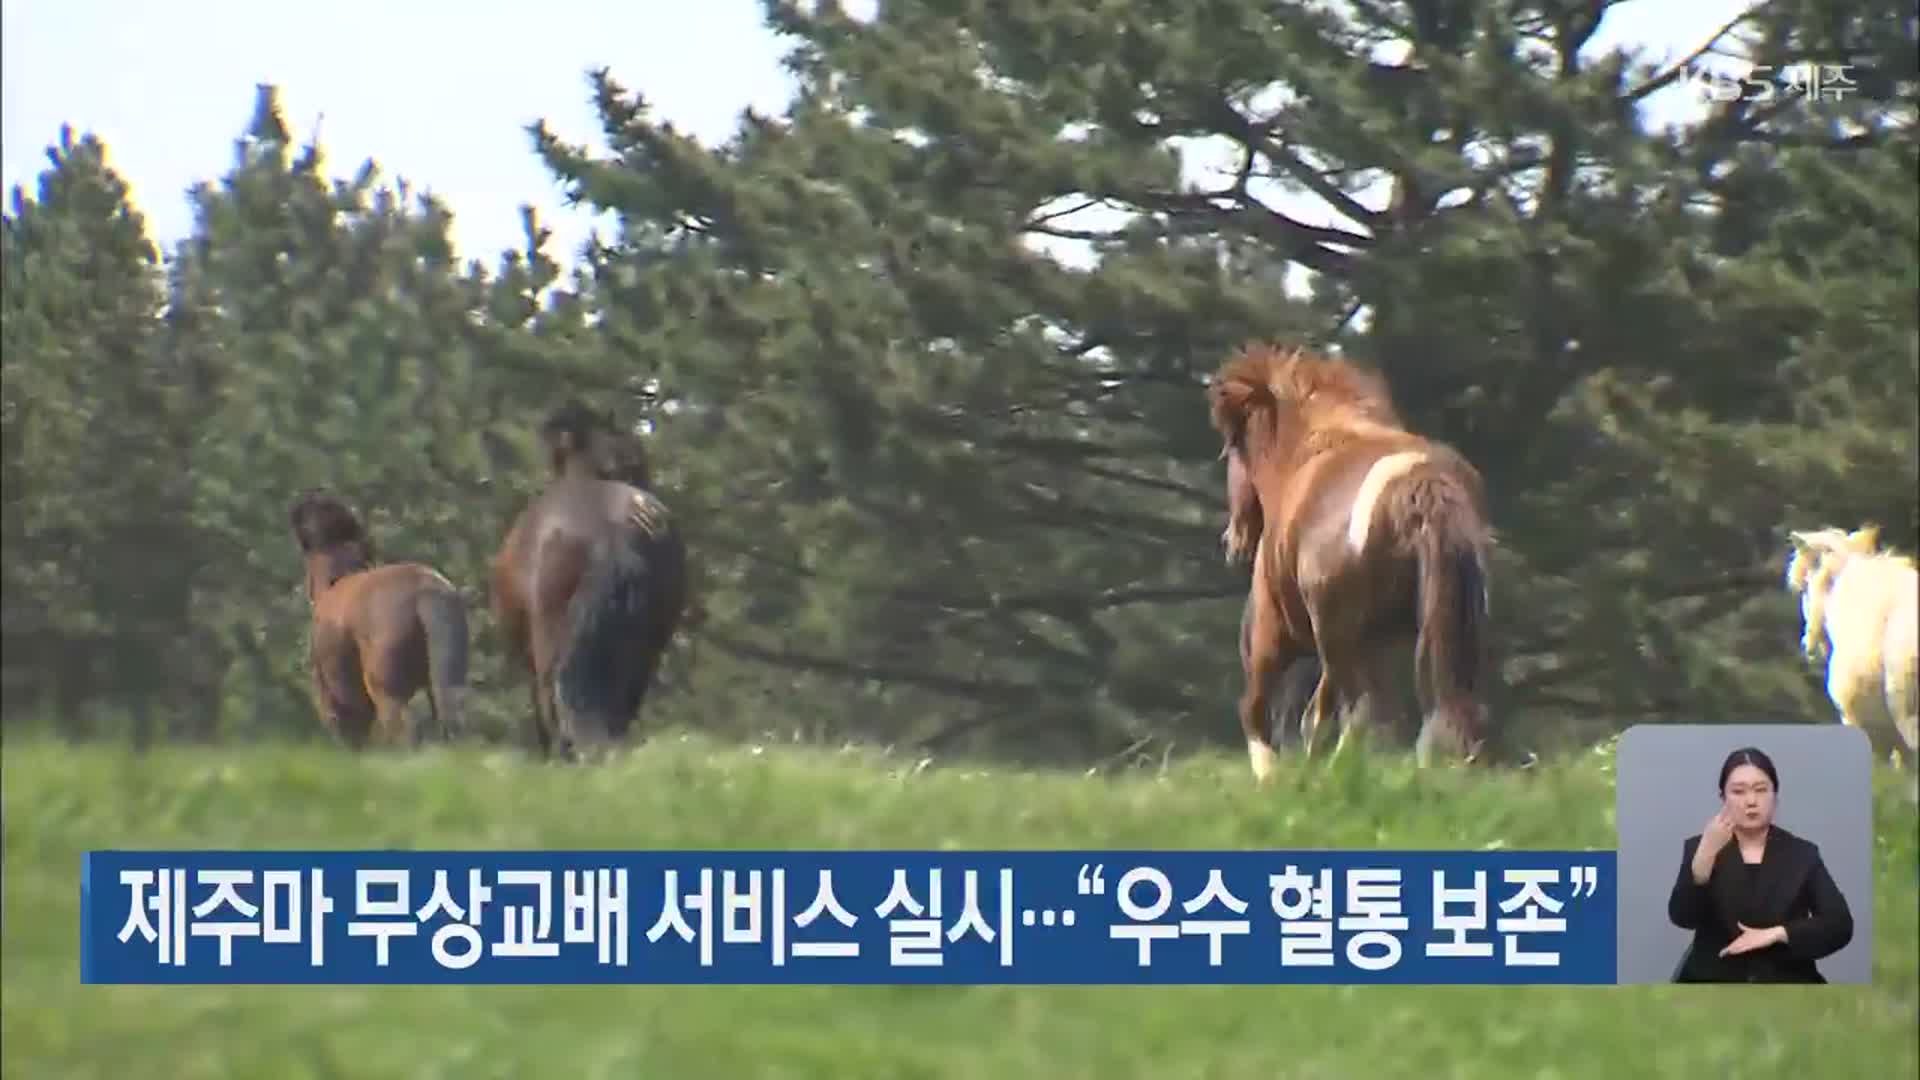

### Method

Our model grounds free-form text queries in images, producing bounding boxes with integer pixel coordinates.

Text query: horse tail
[415,578,470,740]
[1390,470,1492,761]
[668,557,711,693]
[1886,564,1918,753]
[554,504,687,745]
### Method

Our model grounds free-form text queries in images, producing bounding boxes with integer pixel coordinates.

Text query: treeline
[3,0,1915,763]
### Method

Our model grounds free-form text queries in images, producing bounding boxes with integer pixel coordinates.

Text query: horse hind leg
[1335,645,1400,760]
[1301,654,1355,764]
[311,641,375,750]
[423,689,445,744]
[368,687,415,749]
[1892,699,1917,774]
[552,694,616,764]
[540,661,603,764]
[524,617,573,760]
[1269,656,1319,753]
[425,671,467,746]
[1888,648,1919,799]
[322,691,375,752]
[1882,615,1917,772]
[325,679,377,752]
[496,600,550,758]
[515,647,557,760]
[1236,608,1292,786]
[1826,644,1892,763]
[334,704,376,751]
[527,674,556,759]
[1297,598,1359,763]
[534,660,579,762]
[356,640,427,751]
[550,652,654,764]
[1857,673,1913,773]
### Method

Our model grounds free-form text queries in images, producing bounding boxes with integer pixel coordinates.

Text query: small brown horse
[491,401,690,760]
[1207,343,1494,781]
[289,491,469,749]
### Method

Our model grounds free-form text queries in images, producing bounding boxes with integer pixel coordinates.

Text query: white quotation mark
[1566,865,1600,898]
[1076,863,1106,896]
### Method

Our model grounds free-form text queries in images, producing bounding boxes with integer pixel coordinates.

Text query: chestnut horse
[289,491,469,749]
[1207,343,1494,781]
[491,401,690,760]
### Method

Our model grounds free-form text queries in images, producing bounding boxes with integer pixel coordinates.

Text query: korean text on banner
[81,849,1617,985]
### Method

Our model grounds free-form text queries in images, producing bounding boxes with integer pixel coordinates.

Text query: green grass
[4,732,1916,1079]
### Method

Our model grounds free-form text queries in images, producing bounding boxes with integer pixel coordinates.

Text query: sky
[1,0,1762,275]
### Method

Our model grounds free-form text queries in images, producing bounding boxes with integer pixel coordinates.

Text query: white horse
[1785,525,1918,772]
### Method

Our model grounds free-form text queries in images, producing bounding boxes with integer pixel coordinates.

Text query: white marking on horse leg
[1479,550,1492,618]
[1247,738,1276,785]
[1347,450,1428,553]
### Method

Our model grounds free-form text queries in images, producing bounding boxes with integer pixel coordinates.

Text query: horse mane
[541,397,653,489]
[289,490,371,556]
[1206,342,1404,463]
[289,490,376,599]
[541,399,609,461]
[1785,524,1911,662]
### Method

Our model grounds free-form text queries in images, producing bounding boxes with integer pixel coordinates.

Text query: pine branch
[1231,114,1385,232]
[1023,223,1131,243]
[1104,186,1371,267]
[1066,461,1221,510]
[1622,10,1757,103]
[1027,197,1104,228]
[1740,129,1886,150]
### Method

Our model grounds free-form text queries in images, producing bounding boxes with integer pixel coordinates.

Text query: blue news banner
[81,849,1618,985]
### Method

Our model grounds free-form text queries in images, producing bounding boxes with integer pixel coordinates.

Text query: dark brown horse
[490,401,690,760]
[289,491,469,749]
[1207,342,1494,781]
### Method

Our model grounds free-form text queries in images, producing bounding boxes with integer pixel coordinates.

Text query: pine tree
[1551,0,1919,719]
[164,85,536,737]
[531,48,1323,757]
[527,0,1915,757]
[1,125,198,736]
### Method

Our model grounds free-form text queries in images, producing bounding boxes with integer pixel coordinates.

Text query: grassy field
[4,731,1916,1079]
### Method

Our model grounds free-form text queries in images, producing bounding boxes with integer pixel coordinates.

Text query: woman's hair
[1717,746,1780,793]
